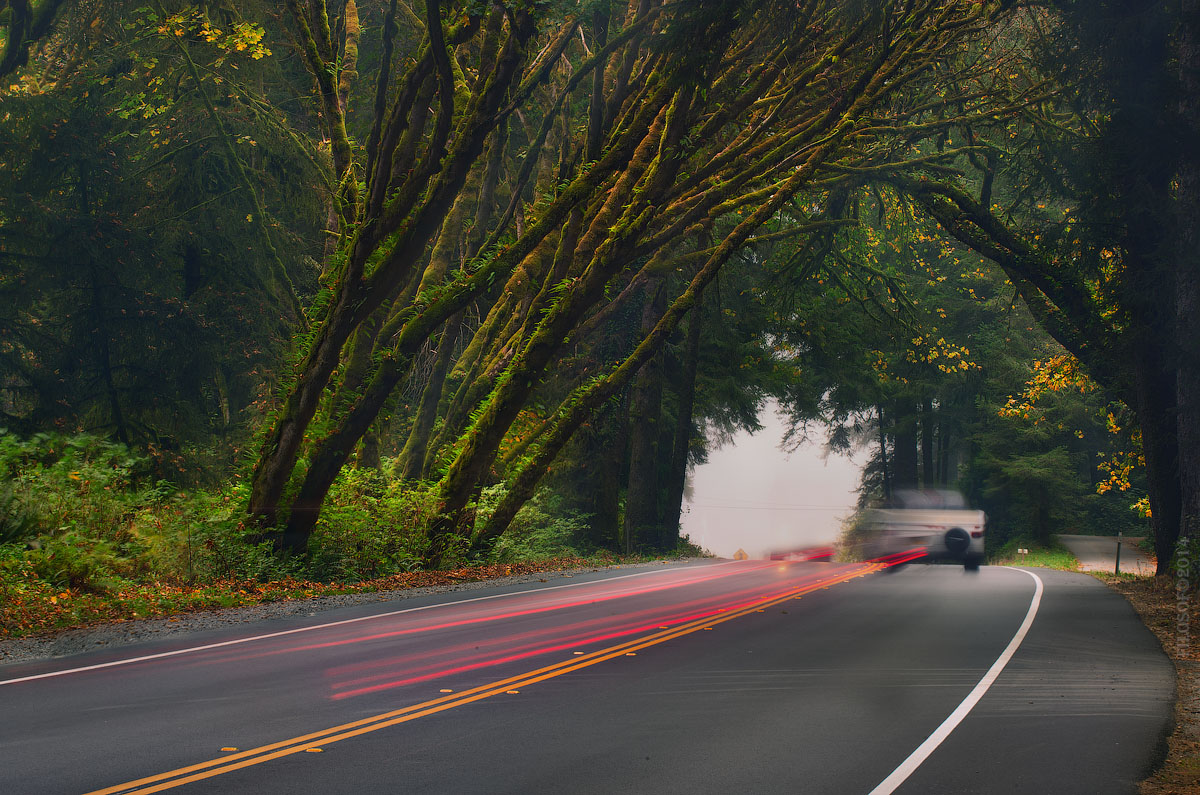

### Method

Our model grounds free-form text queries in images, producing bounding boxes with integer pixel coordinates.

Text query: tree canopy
[1,0,1190,579]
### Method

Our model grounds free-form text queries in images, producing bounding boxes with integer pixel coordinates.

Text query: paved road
[0,560,1173,794]
[1058,534,1156,574]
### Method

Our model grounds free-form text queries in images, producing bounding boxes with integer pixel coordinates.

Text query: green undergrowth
[0,430,677,638]
[989,535,1081,570]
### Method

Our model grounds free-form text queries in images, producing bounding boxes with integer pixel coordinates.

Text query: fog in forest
[680,405,862,559]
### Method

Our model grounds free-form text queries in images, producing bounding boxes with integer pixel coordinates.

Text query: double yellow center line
[87,563,878,795]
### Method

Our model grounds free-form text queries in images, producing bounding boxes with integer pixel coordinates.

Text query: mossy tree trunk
[249,6,543,547]
[250,0,1010,559]
[623,280,667,552]
[662,288,703,550]
[398,314,463,480]
[467,1,994,560]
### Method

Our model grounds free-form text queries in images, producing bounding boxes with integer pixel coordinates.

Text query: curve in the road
[869,568,1044,794]
[1,561,1172,795]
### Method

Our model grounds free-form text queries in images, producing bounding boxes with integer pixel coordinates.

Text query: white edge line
[0,560,748,687]
[868,567,1045,795]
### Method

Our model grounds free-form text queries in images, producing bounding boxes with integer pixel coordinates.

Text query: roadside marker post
[1115,531,1122,575]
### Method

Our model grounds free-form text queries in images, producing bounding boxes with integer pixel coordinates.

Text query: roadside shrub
[0,541,71,635]
[837,510,874,561]
[127,485,298,583]
[0,484,37,545]
[669,534,707,558]
[304,466,434,581]
[480,486,590,562]
[24,530,133,594]
[0,430,302,589]
[0,429,165,540]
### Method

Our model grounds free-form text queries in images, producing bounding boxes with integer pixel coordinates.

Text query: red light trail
[325,562,878,700]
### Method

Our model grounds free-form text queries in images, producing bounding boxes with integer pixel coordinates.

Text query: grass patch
[988,535,1080,570]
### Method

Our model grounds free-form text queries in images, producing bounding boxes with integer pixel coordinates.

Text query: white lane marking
[868,567,1045,795]
[0,560,750,687]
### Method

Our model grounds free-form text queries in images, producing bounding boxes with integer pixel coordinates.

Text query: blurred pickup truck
[865,489,985,571]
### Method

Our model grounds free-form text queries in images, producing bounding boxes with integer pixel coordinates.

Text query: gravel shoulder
[0,559,696,667]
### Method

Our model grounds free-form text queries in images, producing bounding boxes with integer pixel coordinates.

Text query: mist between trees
[0,0,1194,595]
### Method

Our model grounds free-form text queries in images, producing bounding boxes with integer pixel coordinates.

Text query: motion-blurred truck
[865,489,985,571]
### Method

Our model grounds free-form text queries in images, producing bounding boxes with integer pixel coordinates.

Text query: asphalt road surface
[1058,534,1156,575]
[0,560,1173,794]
